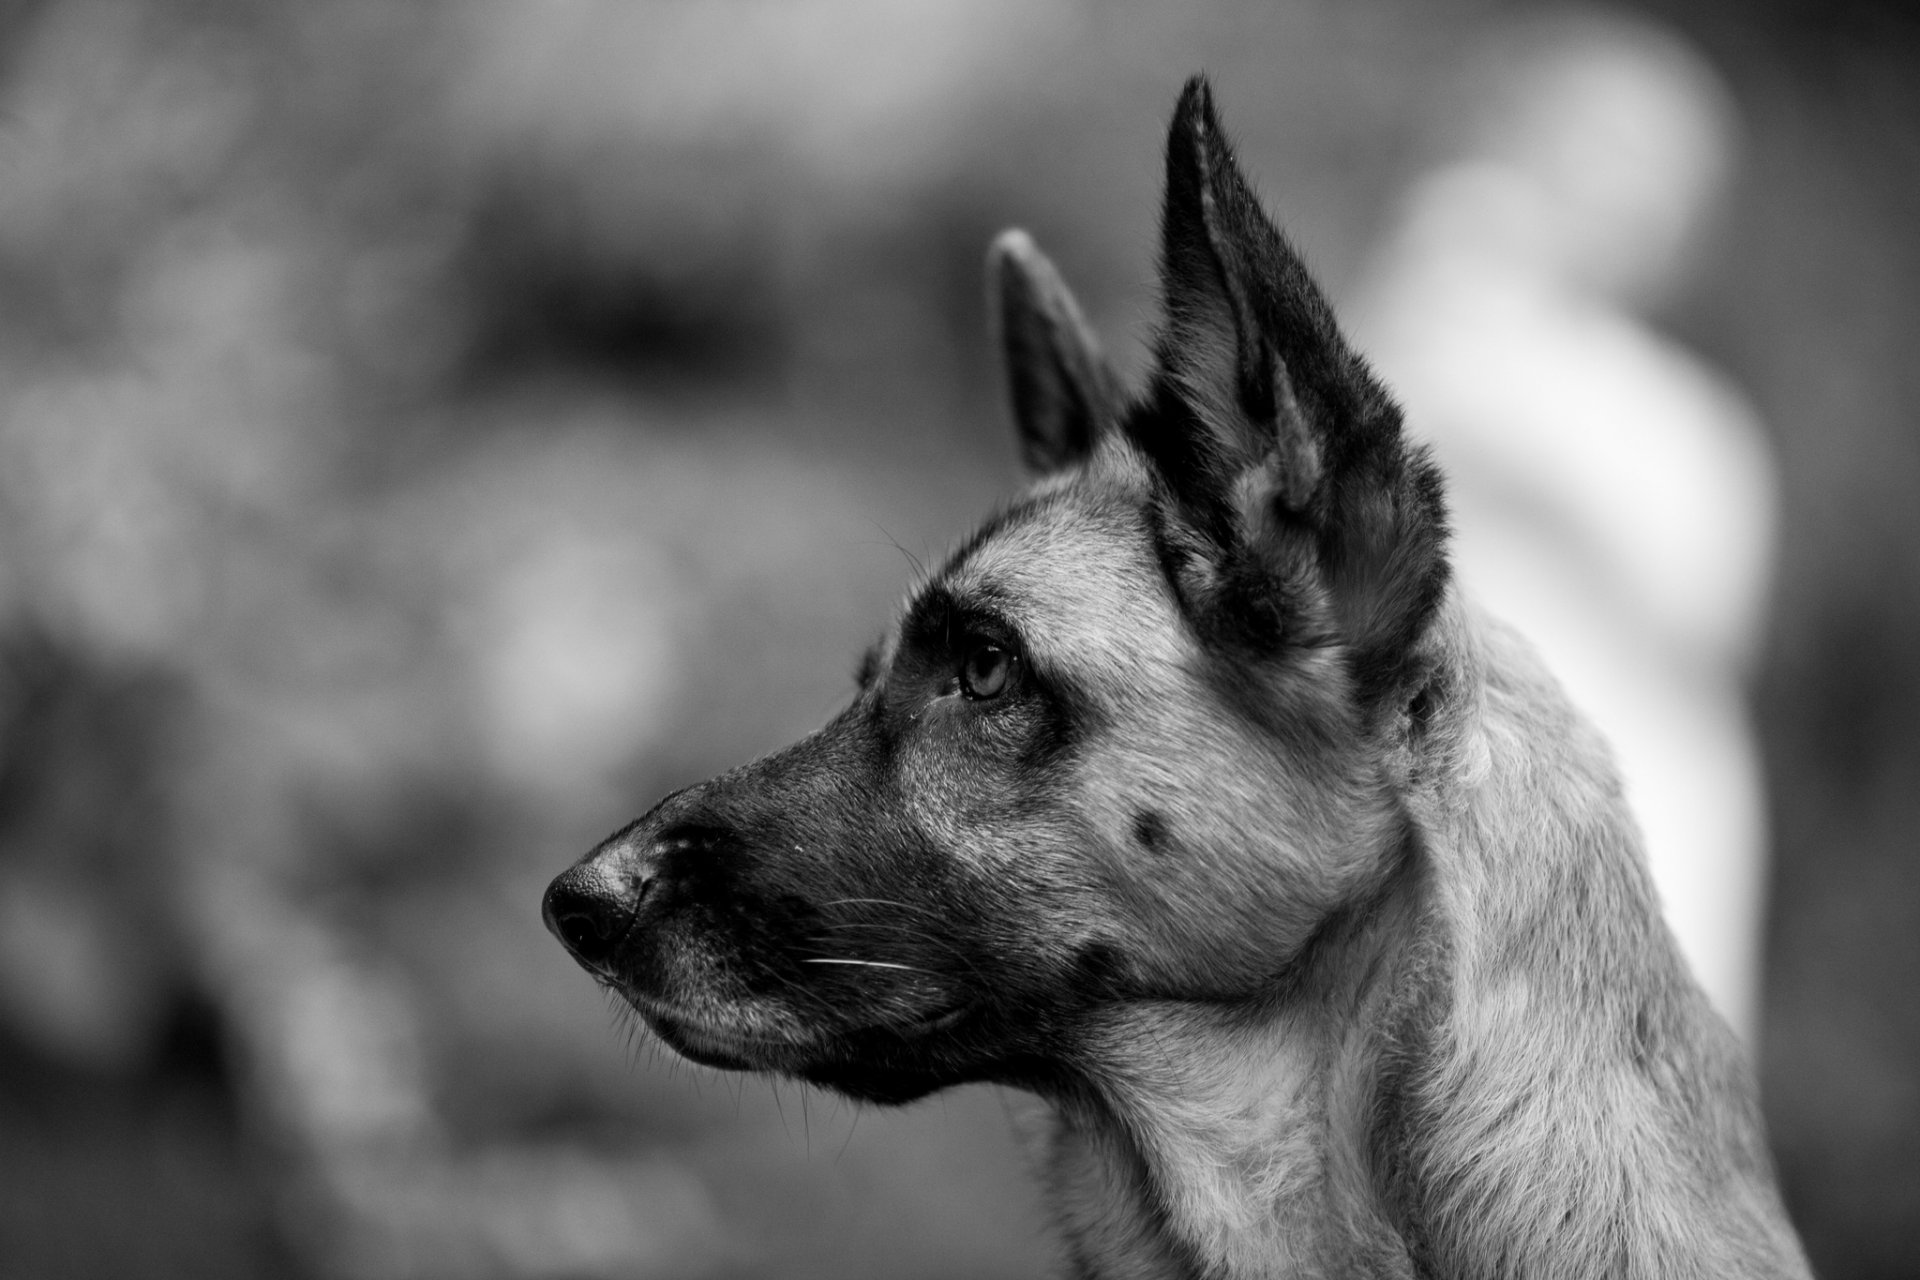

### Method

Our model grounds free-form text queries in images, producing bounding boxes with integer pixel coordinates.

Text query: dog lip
[909,1002,972,1035]
[619,990,818,1071]
[629,994,977,1072]
[644,1013,777,1072]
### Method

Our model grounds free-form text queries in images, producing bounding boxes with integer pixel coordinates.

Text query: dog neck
[1044,846,1436,1279]
[1034,600,1803,1279]
[1033,606,1563,1279]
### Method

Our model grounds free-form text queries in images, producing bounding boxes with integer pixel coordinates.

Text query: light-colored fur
[1033,574,1806,1277]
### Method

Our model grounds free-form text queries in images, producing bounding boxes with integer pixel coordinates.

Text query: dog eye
[959,639,1014,700]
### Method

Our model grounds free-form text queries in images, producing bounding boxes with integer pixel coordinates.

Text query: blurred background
[0,1,1914,1277]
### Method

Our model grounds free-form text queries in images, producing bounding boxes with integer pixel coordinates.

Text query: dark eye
[959,639,1014,700]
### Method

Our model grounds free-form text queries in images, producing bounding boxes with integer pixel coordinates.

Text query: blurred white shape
[1421,16,1736,311]
[1354,8,1776,1037]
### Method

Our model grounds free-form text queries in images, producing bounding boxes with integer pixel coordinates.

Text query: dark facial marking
[898,585,1023,685]
[1070,941,1127,1000]
[898,584,961,665]
[1131,808,1170,853]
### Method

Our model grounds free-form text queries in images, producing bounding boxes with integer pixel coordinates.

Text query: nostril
[552,903,611,960]
[541,866,640,972]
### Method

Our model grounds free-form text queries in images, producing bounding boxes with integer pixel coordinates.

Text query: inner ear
[988,229,1123,475]
[1138,78,1451,709]
[1149,78,1332,512]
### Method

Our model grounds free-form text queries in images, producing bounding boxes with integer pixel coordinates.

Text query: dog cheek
[894,771,1108,980]
[1060,806,1324,999]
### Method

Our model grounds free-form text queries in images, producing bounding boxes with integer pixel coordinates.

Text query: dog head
[543,78,1449,1105]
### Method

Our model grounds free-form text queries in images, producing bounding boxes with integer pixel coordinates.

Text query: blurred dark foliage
[0,2,1912,1277]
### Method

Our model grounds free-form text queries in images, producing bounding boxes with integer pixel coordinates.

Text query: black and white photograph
[0,2,1913,1277]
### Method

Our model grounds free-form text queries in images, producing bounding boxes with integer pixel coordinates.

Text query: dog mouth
[622,989,975,1074]
[641,1009,790,1072]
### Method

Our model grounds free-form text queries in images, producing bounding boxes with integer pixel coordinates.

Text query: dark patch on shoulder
[1631,1002,1655,1074]
[1131,808,1170,853]
[853,642,882,691]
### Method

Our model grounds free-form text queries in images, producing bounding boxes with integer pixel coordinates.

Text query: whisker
[810,923,980,974]
[866,521,927,582]
[810,919,963,947]
[808,915,988,980]
[820,896,962,924]
[801,957,922,972]
[837,1101,862,1162]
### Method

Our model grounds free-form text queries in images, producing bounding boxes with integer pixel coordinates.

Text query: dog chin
[638,998,984,1102]
[642,1010,796,1072]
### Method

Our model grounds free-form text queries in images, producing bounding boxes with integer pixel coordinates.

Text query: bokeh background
[0,2,1914,1277]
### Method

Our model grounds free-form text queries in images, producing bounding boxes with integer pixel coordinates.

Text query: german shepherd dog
[544,79,1810,1278]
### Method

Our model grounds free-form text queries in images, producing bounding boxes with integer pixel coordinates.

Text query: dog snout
[543,858,645,973]
[542,821,731,974]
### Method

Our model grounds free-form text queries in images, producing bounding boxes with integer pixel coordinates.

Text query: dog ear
[1139,77,1449,708]
[989,229,1123,474]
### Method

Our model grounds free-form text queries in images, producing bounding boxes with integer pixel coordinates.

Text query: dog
[543,78,1810,1279]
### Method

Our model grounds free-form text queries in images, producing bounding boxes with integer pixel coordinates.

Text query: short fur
[543,79,1810,1279]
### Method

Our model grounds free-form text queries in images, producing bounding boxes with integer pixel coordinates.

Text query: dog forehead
[940,490,1188,677]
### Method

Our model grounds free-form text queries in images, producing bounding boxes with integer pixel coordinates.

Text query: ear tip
[1166,76,1230,198]
[1172,75,1219,138]
[987,228,1052,309]
[987,227,1039,270]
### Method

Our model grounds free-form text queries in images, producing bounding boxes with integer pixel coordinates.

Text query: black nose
[542,862,642,973]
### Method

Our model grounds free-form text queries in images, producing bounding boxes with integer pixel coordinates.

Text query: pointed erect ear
[989,229,1123,475]
[1151,76,1344,507]
[1140,77,1449,709]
